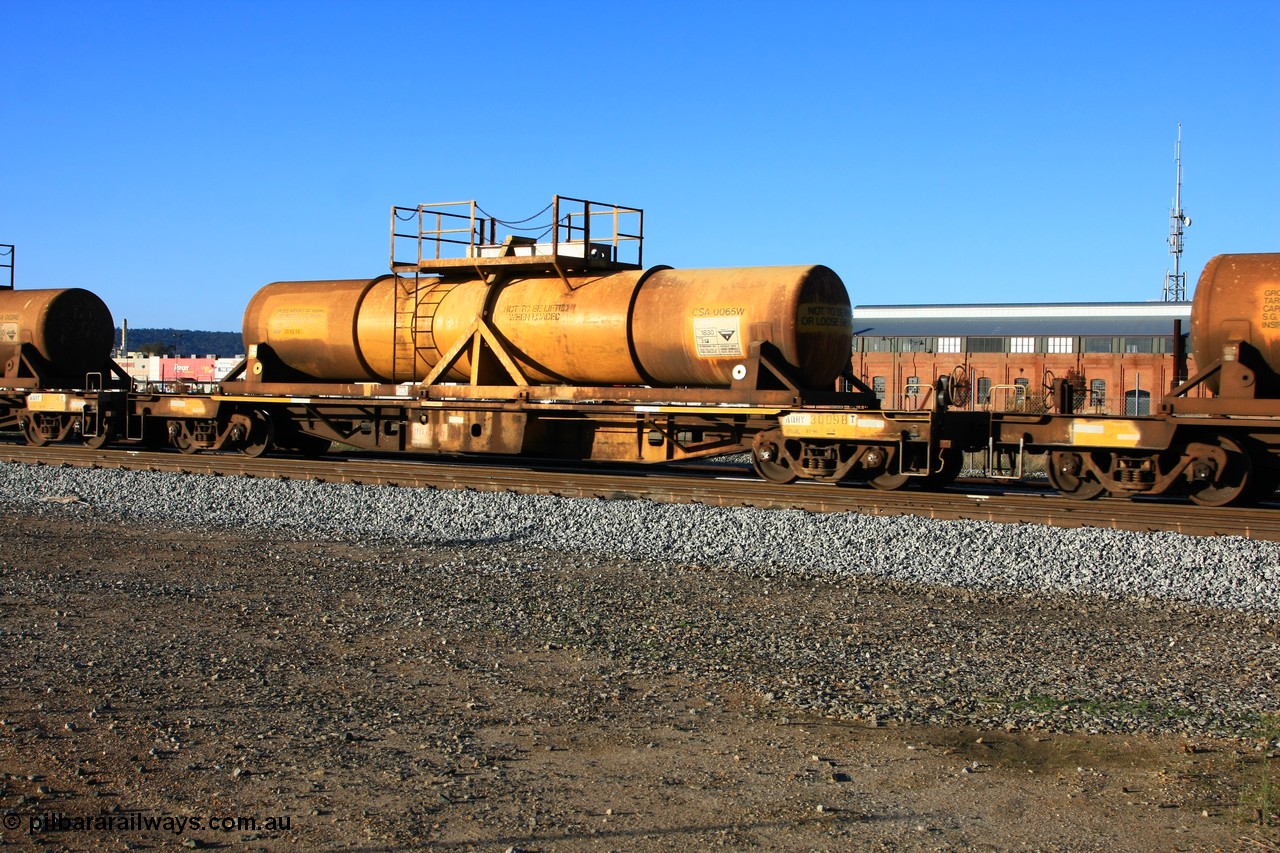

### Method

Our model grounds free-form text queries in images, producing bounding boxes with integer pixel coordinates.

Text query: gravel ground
[0,461,1277,613]
[1,460,1278,850]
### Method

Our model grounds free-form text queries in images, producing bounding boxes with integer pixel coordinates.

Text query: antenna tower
[1163,124,1191,301]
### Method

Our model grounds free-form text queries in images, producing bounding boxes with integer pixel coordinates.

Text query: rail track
[1,442,1277,541]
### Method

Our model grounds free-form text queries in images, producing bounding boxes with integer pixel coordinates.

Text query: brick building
[849,302,1196,415]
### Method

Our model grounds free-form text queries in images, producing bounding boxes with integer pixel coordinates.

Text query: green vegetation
[136,341,175,357]
[1006,694,1193,723]
[116,328,242,358]
[1238,713,1280,829]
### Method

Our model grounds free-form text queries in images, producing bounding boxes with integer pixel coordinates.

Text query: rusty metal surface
[1189,253,1280,394]
[984,406,1280,504]
[241,265,852,389]
[1162,397,1280,416]
[427,270,650,385]
[989,412,1179,450]
[390,255,635,275]
[630,265,851,387]
[3,442,1278,541]
[240,277,392,381]
[0,288,114,379]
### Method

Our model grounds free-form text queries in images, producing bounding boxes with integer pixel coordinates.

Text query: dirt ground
[0,506,1277,852]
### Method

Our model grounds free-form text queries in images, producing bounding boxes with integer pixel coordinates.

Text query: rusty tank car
[983,252,1280,506]
[241,265,852,388]
[1188,253,1280,397]
[219,197,978,486]
[0,284,130,445]
[0,288,116,385]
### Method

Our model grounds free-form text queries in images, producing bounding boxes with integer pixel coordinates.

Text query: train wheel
[862,444,911,490]
[1188,436,1252,507]
[869,470,911,490]
[171,424,200,455]
[240,411,273,458]
[751,431,798,484]
[1046,450,1107,500]
[23,418,49,447]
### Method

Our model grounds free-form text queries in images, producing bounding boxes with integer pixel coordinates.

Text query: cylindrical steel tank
[1190,253,1280,389]
[239,276,395,381]
[242,265,853,388]
[631,266,851,386]
[0,288,115,378]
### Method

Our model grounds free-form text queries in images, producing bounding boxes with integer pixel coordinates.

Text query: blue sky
[2,1,1277,332]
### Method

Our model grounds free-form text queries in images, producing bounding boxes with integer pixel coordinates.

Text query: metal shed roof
[851,302,1191,338]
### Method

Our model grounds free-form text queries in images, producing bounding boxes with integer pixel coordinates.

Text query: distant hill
[115,328,243,358]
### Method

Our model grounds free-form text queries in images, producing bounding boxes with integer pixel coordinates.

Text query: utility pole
[1163,125,1191,301]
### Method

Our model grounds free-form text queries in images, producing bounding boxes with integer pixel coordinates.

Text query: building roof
[851,302,1192,338]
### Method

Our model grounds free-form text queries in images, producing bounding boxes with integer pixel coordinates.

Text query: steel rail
[1,444,1277,541]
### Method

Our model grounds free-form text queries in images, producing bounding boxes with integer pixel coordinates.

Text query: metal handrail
[390,196,643,269]
[0,244,13,289]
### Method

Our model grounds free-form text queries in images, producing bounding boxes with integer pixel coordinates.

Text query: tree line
[115,328,244,358]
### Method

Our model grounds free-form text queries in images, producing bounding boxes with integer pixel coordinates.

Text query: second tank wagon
[1188,252,1280,398]
[983,252,1280,505]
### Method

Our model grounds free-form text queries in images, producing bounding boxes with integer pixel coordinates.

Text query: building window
[1125,389,1151,416]
[976,377,992,404]
[1082,337,1114,353]
[1123,337,1155,354]
[906,375,921,395]
[937,337,962,353]
[872,376,886,404]
[1013,377,1030,398]
[1010,337,1035,354]
[1089,379,1106,408]
[901,338,931,353]
[969,337,1004,353]
[1047,336,1074,354]
[861,337,895,353]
